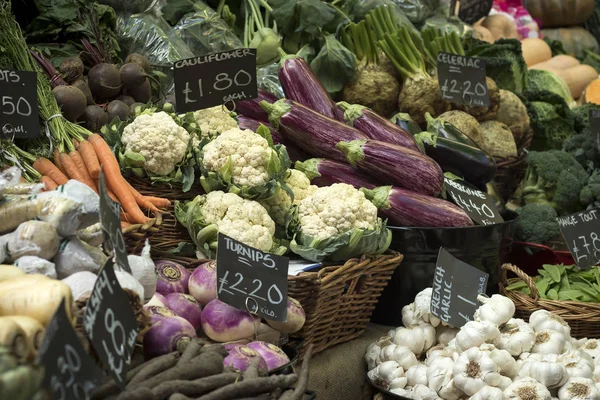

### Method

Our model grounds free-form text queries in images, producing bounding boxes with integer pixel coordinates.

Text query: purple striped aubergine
[237,115,309,161]
[295,158,381,190]
[336,139,444,197]
[278,53,340,120]
[260,99,366,162]
[362,186,473,227]
[229,89,278,122]
[338,102,420,152]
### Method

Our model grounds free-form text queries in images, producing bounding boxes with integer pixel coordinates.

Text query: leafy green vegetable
[524,90,577,151]
[527,69,575,108]
[543,38,568,57]
[310,34,357,94]
[514,204,560,246]
[269,0,336,41]
[161,0,196,26]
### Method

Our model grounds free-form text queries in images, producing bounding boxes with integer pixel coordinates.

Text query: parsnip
[54,237,107,278]
[0,265,25,281]
[0,221,60,262]
[3,316,44,359]
[0,318,30,363]
[0,364,44,400]
[0,274,50,292]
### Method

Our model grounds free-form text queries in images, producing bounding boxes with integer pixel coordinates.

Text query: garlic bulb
[594,365,600,383]
[581,340,600,363]
[437,378,462,400]
[427,356,454,394]
[455,320,501,353]
[474,294,515,326]
[410,384,443,400]
[532,330,566,355]
[415,288,442,327]
[558,377,600,400]
[407,364,429,387]
[529,310,571,337]
[426,345,454,367]
[504,377,552,400]
[380,344,419,370]
[518,356,568,389]
[402,302,423,328]
[479,344,519,378]
[470,385,504,400]
[365,336,392,370]
[560,350,595,379]
[393,324,436,356]
[495,375,513,390]
[368,360,406,390]
[437,325,459,347]
[498,318,536,356]
[453,347,501,395]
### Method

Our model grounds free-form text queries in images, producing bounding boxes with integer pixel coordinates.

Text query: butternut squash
[581,78,600,105]
[521,38,552,67]
[530,55,580,71]
[481,15,520,41]
[557,64,599,99]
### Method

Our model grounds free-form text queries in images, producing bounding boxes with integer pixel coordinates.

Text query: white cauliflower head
[202,191,275,253]
[192,105,238,147]
[260,169,317,225]
[297,183,378,240]
[202,128,274,188]
[121,111,190,176]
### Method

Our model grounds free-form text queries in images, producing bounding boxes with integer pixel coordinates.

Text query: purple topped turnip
[246,341,290,371]
[265,297,306,334]
[145,292,168,307]
[201,299,259,342]
[143,305,177,323]
[155,260,190,295]
[166,293,202,330]
[188,261,217,305]
[223,344,268,373]
[143,316,197,358]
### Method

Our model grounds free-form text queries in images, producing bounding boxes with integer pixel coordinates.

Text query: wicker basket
[494,128,533,202]
[288,252,403,357]
[499,263,600,338]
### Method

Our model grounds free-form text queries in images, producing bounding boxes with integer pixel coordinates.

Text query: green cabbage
[527,69,575,108]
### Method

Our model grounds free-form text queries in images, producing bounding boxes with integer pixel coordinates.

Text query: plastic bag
[257,62,284,98]
[172,2,243,56]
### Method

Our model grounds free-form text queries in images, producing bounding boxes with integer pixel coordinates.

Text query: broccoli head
[524,90,577,151]
[571,103,600,133]
[522,150,589,215]
[514,203,560,245]
[563,132,600,171]
[580,169,600,209]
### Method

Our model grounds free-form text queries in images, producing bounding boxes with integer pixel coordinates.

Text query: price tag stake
[0,69,40,139]
[98,169,131,273]
[437,52,490,107]
[174,49,258,113]
[557,209,600,269]
[37,299,103,400]
[430,248,489,327]
[84,259,139,389]
[216,233,289,322]
[444,177,503,225]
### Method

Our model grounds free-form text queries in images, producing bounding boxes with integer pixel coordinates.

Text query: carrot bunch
[32,134,171,226]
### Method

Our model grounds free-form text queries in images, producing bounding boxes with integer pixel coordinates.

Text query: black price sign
[174,48,258,113]
[590,109,600,153]
[437,52,490,107]
[0,69,40,139]
[449,0,493,24]
[84,259,139,388]
[98,169,131,274]
[430,248,489,327]
[444,177,503,225]
[557,209,600,269]
[37,299,103,400]
[216,233,289,322]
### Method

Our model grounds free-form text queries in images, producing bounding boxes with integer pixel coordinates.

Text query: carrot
[59,153,83,181]
[144,196,172,208]
[40,176,58,191]
[120,212,132,222]
[78,140,101,179]
[96,179,120,203]
[89,134,149,224]
[123,180,161,213]
[69,150,97,193]
[121,221,131,230]
[32,158,68,185]
[53,149,66,175]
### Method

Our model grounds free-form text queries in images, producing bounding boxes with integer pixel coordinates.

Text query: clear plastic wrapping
[390,0,441,24]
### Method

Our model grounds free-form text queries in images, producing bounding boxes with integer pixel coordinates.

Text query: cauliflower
[199,126,290,200]
[121,111,190,176]
[175,191,279,258]
[260,169,318,225]
[192,105,238,147]
[287,183,391,261]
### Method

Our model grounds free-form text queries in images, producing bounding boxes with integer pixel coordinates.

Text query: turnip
[155,260,190,295]
[165,293,202,329]
[124,78,151,103]
[125,53,151,74]
[246,341,290,371]
[223,344,268,373]
[116,95,135,106]
[59,56,84,83]
[80,105,108,132]
[72,79,94,105]
[88,63,122,102]
[106,100,130,122]
[266,297,305,334]
[143,316,197,359]
[52,85,87,122]
[201,299,260,342]
[188,260,217,305]
[341,21,400,117]
[145,292,168,307]
[144,305,178,323]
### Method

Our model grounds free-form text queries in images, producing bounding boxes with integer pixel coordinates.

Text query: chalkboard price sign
[98,169,131,274]
[37,299,103,400]
[84,259,139,388]
[174,49,258,113]
[0,69,40,139]
[216,233,289,322]
[444,177,503,225]
[437,52,490,107]
[449,0,494,24]
[557,209,600,269]
[430,248,489,327]
[590,109,600,153]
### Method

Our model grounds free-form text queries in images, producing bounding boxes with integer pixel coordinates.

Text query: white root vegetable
[36,180,99,229]
[53,237,107,278]
[0,221,59,262]
[0,317,30,362]
[0,265,25,281]
[127,240,156,302]
[14,256,57,278]
[0,167,22,195]
[61,271,98,301]
[2,316,44,360]
[77,222,104,247]
[114,270,144,303]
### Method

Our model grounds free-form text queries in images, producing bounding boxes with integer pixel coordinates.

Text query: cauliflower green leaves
[260,169,318,226]
[286,183,391,262]
[197,124,291,200]
[174,191,286,258]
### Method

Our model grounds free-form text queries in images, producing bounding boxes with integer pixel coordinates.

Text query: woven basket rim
[493,127,533,166]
